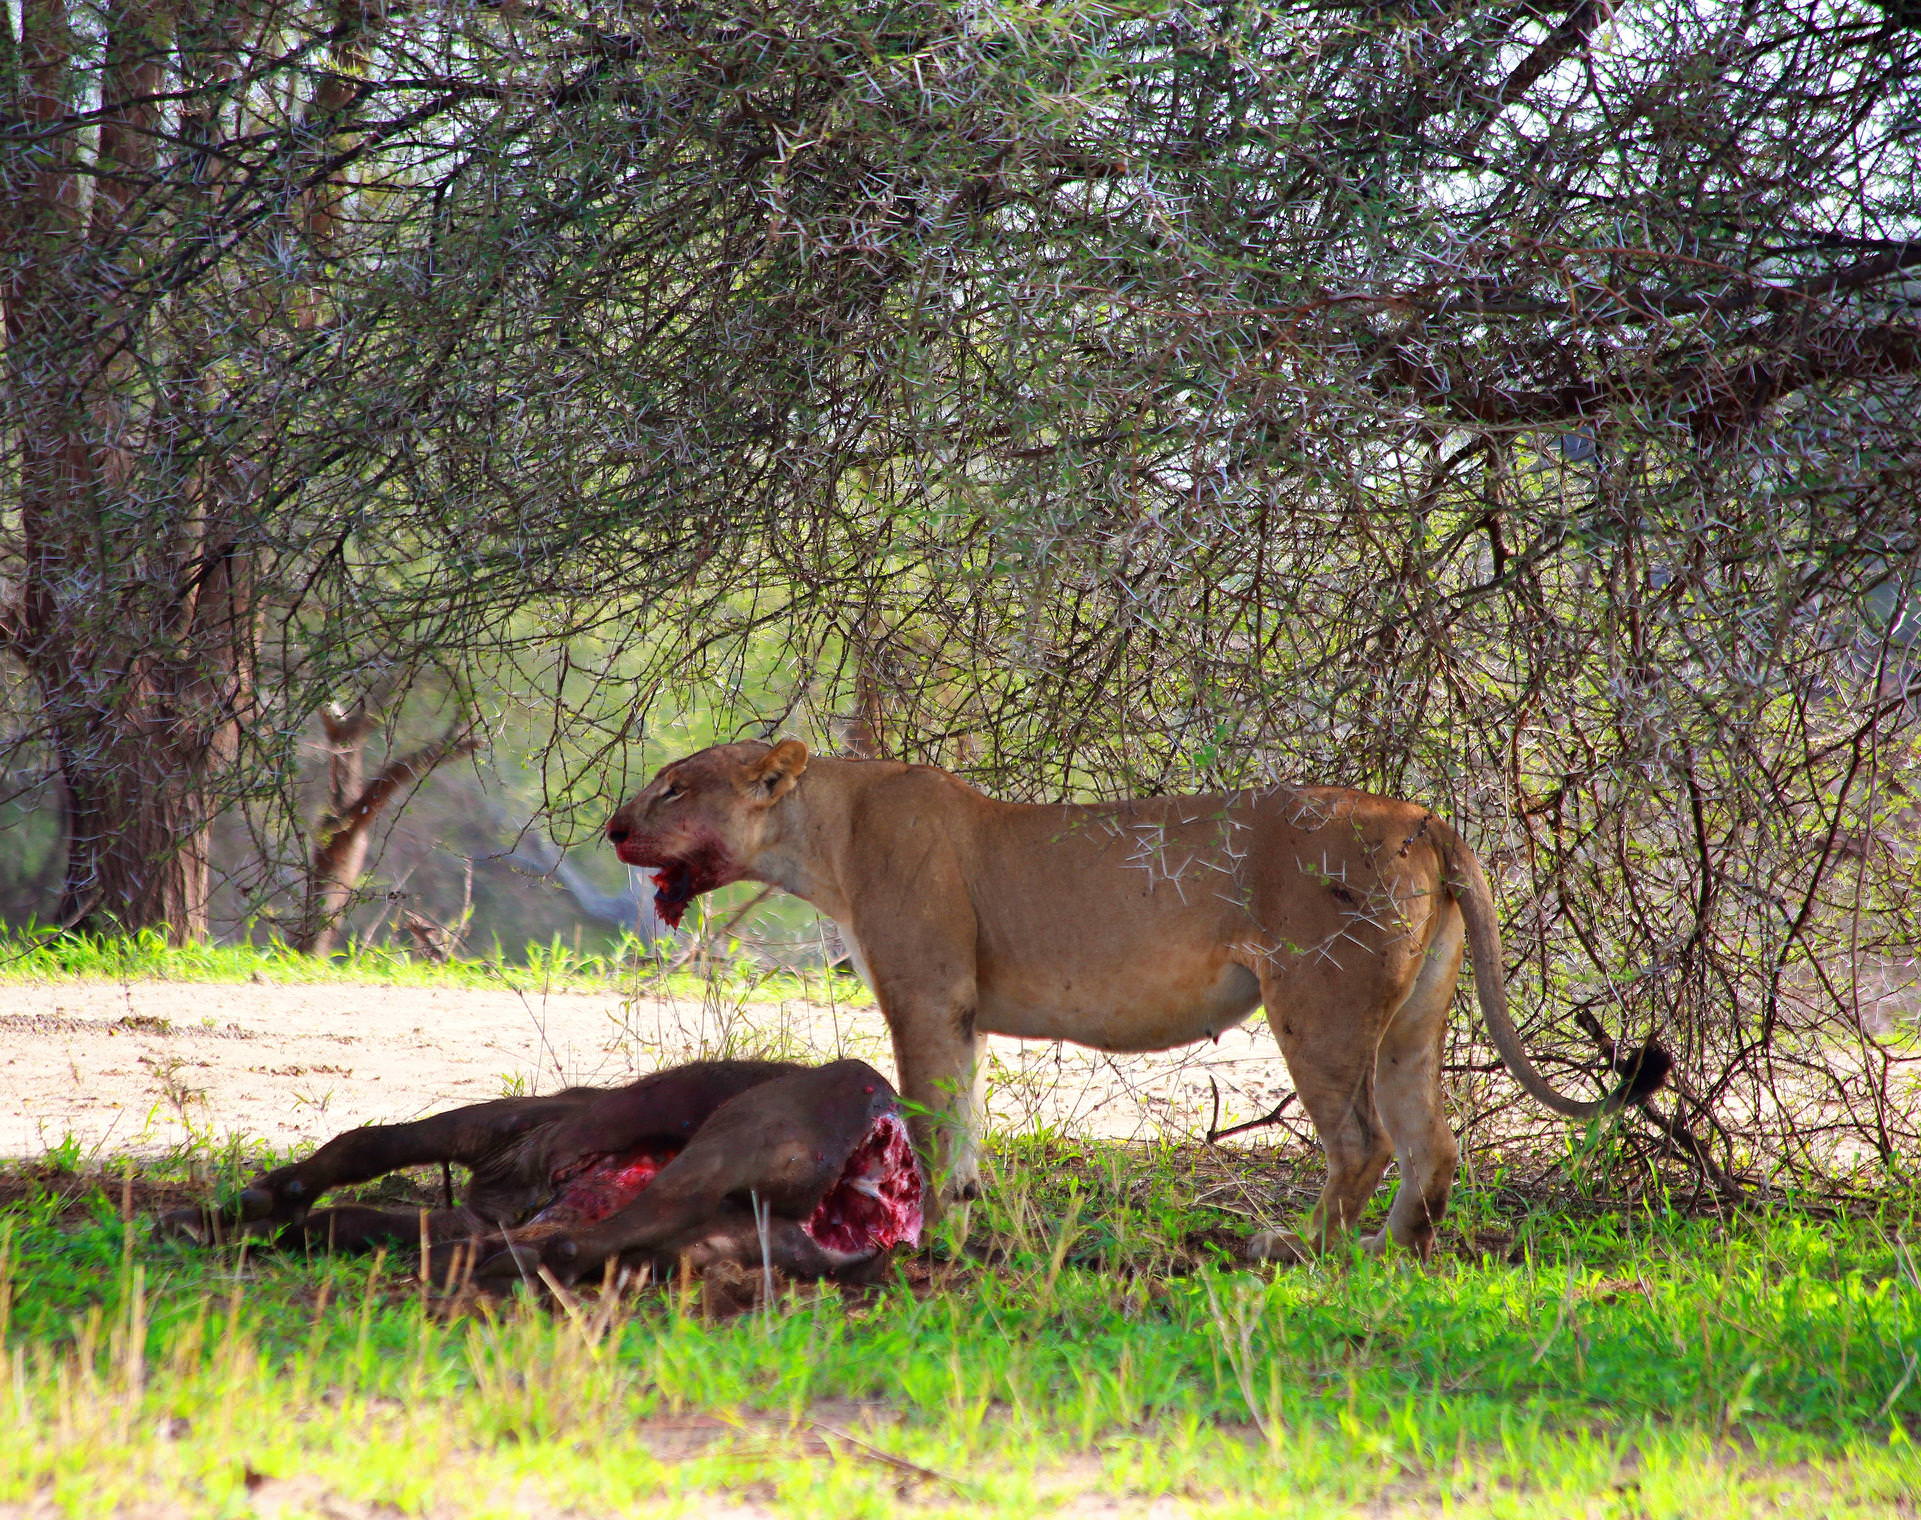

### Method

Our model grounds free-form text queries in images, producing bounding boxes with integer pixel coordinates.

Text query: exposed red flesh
[650,865,697,929]
[623,842,734,929]
[531,1144,681,1229]
[801,1111,924,1255]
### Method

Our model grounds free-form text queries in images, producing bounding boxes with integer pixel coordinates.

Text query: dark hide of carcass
[154,1059,925,1288]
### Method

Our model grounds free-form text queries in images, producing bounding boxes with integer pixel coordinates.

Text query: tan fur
[606,741,1639,1259]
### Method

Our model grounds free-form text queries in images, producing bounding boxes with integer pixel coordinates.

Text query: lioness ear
[747,739,809,801]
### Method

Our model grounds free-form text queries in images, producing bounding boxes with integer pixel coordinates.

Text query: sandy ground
[0,977,1299,1164]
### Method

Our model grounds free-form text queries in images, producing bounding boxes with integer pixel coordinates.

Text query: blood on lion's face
[603,740,808,929]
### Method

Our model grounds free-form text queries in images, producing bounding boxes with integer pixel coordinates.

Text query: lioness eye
[658,784,682,803]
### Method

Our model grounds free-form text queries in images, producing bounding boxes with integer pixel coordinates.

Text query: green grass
[1,1138,1915,1518]
[0,927,868,1005]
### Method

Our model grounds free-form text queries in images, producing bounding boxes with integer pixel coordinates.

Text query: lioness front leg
[884,1005,986,1207]
[844,890,985,1210]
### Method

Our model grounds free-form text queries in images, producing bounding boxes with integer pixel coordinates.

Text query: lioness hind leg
[1369,910,1466,1259]
[1250,977,1394,1263]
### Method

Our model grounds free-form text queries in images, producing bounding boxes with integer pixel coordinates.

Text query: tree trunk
[13,358,257,942]
[292,709,483,956]
[53,733,224,939]
[3,0,382,941]
[846,616,890,759]
[3,0,250,942]
[22,486,256,942]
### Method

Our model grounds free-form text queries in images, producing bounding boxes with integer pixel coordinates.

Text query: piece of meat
[491,1059,926,1288]
[154,1058,925,1288]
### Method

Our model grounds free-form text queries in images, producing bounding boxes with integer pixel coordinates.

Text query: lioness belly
[975,962,1263,1052]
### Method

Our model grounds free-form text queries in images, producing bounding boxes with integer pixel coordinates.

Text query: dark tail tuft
[1609,1041,1672,1106]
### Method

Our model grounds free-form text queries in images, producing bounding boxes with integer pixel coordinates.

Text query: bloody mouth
[649,864,699,929]
[801,1111,924,1255]
[622,842,733,929]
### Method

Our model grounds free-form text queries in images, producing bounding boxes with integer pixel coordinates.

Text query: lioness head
[605,740,809,928]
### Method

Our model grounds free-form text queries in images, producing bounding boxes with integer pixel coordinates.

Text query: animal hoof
[154,1205,274,1247]
[422,1240,482,1290]
[473,1244,546,1290]
[533,1237,586,1289]
[1243,1228,1312,1265]
[945,1178,983,1204]
[152,1207,212,1245]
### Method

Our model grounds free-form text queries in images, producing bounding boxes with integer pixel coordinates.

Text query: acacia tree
[416,0,1921,1182]
[2,0,424,936]
[5,0,1919,1177]
[0,1,726,939]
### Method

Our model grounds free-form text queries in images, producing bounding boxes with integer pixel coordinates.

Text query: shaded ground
[2,979,1915,1520]
[1,1130,1913,1520]
[0,978,1298,1165]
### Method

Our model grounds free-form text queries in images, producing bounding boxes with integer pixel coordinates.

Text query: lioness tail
[1439,826,1669,1120]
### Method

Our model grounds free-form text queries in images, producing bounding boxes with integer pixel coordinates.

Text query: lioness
[606,741,1666,1260]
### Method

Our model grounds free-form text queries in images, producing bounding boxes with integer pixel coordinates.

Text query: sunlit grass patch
[0,926,869,1005]
[1,1134,1915,1518]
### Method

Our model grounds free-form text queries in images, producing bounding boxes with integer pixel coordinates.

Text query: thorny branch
[2,0,1919,1184]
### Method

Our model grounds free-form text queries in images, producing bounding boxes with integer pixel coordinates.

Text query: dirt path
[0,978,1296,1163]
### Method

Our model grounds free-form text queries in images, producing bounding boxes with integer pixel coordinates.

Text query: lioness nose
[606,819,630,846]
